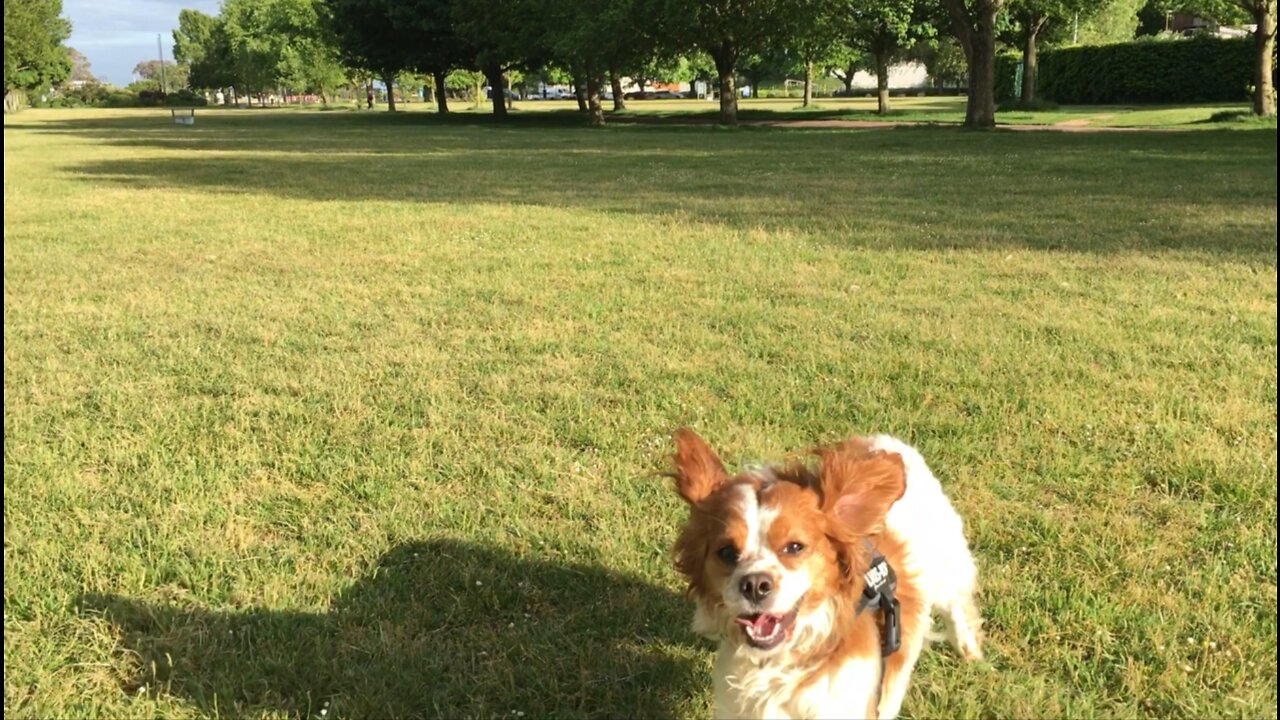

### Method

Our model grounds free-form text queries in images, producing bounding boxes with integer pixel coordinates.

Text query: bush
[995,53,1021,101]
[168,88,207,106]
[136,89,166,106]
[1038,36,1254,104]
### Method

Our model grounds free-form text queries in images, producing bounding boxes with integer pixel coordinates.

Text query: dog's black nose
[739,573,773,604]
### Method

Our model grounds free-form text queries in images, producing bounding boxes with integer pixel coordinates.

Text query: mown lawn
[3,108,1277,719]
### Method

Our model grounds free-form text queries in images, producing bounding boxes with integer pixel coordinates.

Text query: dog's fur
[668,429,983,719]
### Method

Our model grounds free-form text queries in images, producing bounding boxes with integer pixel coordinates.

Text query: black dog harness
[853,542,901,715]
[854,543,901,657]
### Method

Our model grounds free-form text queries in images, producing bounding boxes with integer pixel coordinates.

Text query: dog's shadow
[82,540,707,718]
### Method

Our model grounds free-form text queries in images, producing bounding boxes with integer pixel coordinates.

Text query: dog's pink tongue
[735,614,780,635]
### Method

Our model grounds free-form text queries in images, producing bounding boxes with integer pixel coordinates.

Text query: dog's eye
[717,545,740,564]
[782,542,806,555]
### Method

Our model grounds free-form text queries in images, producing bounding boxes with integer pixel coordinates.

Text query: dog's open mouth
[733,608,799,650]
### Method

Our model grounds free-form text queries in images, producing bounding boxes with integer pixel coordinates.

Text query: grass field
[4,107,1277,719]
[382,95,1277,129]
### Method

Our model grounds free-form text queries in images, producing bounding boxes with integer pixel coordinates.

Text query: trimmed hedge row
[995,53,1022,101]
[1037,36,1254,104]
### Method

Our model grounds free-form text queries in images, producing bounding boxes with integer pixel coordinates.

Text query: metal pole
[157,34,167,94]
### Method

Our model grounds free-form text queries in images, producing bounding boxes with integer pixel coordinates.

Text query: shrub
[995,52,1021,101]
[1037,36,1254,104]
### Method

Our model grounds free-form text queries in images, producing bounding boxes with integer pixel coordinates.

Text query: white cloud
[64,0,222,84]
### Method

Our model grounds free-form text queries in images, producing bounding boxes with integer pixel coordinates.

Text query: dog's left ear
[670,427,728,505]
[818,448,906,537]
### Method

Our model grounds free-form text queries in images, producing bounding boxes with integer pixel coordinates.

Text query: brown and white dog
[667,429,983,719]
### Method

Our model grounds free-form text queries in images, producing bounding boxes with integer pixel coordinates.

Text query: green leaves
[3,0,72,95]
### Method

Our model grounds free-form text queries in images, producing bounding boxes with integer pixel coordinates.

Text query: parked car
[650,90,683,99]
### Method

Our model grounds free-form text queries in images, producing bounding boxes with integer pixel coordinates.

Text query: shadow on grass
[81,540,703,718]
[11,111,1279,262]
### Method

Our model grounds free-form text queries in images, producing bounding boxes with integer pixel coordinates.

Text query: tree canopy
[4,0,72,97]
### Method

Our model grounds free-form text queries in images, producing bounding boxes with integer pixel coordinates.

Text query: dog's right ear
[669,427,728,505]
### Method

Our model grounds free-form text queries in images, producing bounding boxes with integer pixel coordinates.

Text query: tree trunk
[3,89,25,114]
[484,64,507,119]
[573,74,588,112]
[1253,1,1276,116]
[944,0,1000,129]
[433,70,449,113]
[843,63,856,95]
[610,69,626,111]
[586,72,605,127]
[875,50,891,114]
[635,77,647,93]
[384,73,397,112]
[714,51,738,125]
[1021,18,1044,103]
[968,12,997,127]
[803,58,814,107]
[366,81,374,109]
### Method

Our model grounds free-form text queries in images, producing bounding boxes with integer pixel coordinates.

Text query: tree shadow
[10,112,1278,262]
[81,540,706,718]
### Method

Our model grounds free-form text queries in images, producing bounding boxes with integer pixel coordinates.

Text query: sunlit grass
[4,108,1277,719]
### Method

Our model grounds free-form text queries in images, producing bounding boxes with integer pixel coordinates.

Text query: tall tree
[395,0,471,114]
[325,0,412,109]
[174,9,236,93]
[848,0,937,114]
[786,0,851,107]
[1006,0,1112,102]
[1153,0,1275,115]
[668,0,794,124]
[453,0,544,118]
[66,47,95,84]
[4,0,72,111]
[941,0,1005,127]
[133,59,189,90]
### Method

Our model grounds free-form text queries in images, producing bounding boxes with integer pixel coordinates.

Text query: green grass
[395,95,1269,129]
[3,108,1277,719]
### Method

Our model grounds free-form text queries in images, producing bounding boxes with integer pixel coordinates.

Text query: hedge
[1037,36,1255,104]
[995,53,1022,101]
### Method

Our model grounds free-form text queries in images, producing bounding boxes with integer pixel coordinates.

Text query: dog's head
[668,429,905,657]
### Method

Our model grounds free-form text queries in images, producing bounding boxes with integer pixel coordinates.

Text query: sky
[64,0,222,86]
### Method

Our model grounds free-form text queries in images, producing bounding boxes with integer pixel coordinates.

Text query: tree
[1074,0,1145,43]
[221,0,345,104]
[1006,0,1112,102]
[174,9,236,94]
[911,36,968,86]
[4,0,72,111]
[393,0,472,114]
[325,0,412,109]
[784,0,851,106]
[133,59,189,91]
[941,0,1005,127]
[66,47,94,84]
[848,0,937,114]
[544,0,637,126]
[453,0,545,118]
[268,0,346,103]
[668,0,795,124]
[827,47,871,95]
[1153,0,1275,115]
